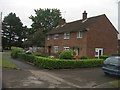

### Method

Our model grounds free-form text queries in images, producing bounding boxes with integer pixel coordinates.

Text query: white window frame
[95,48,103,58]
[47,35,50,40]
[64,32,70,39]
[77,31,82,38]
[53,46,59,53]
[54,34,59,40]
[64,47,70,50]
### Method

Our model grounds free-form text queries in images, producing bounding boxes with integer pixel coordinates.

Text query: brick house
[45,11,118,58]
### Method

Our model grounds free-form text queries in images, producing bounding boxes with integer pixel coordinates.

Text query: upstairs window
[77,31,83,38]
[47,35,50,40]
[54,34,59,40]
[64,32,70,39]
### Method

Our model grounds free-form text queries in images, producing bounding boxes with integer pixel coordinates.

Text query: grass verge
[2,59,17,69]
[109,80,120,88]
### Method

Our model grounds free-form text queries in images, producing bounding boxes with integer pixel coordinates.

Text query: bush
[18,53,36,63]
[100,55,108,60]
[80,56,88,59]
[11,47,23,59]
[59,50,76,59]
[14,53,104,69]
[34,57,104,69]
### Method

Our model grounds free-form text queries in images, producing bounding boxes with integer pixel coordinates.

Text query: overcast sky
[0,0,119,30]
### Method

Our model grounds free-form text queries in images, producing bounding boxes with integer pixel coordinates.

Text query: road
[2,52,118,88]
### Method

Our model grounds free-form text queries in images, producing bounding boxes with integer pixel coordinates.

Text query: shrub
[80,56,88,59]
[34,57,104,69]
[59,50,76,59]
[18,53,36,63]
[100,55,108,60]
[11,47,23,59]
[32,52,41,56]
[14,53,104,69]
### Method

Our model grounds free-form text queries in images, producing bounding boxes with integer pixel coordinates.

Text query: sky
[0,0,119,30]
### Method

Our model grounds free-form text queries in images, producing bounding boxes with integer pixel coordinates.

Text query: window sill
[64,38,70,40]
[77,37,82,38]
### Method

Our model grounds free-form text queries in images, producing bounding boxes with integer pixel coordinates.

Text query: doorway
[95,48,103,58]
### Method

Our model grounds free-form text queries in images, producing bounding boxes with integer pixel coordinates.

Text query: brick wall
[45,31,87,57]
[86,15,118,58]
[45,15,118,58]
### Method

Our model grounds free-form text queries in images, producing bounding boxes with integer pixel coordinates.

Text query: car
[25,50,32,54]
[102,56,120,76]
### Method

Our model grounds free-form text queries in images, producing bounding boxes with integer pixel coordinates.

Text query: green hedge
[34,57,104,69]
[13,53,104,69]
[18,53,36,63]
[11,47,23,59]
[99,55,108,60]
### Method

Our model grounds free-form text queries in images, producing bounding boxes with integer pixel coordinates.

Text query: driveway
[2,51,118,88]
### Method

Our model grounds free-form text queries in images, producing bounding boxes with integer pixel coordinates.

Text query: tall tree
[28,8,63,47]
[2,12,27,49]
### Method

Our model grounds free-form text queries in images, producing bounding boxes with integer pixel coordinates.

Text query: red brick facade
[45,13,118,58]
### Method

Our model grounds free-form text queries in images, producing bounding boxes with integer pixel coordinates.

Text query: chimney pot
[83,10,87,20]
[60,18,66,25]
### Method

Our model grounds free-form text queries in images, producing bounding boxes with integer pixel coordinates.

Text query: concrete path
[2,52,38,70]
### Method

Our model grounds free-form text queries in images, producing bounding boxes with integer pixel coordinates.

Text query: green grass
[2,59,17,69]
[109,80,120,88]
[0,59,1,67]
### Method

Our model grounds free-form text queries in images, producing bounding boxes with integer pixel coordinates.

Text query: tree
[28,8,63,47]
[23,29,45,47]
[2,12,27,49]
[30,8,62,33]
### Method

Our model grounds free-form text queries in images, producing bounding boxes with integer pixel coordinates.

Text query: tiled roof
[46,14,116,35]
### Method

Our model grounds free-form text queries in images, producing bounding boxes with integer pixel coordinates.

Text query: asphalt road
[2,52,119,88]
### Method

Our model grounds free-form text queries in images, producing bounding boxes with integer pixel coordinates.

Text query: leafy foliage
[30,8,62,33]
[2,12,28,49]
[34,57,103,69]
[80,56,88,59]
[59,50,76,59]
[16,53,104,69]
[26,8,63,47]
[23,29,45,47]
[99,55,108,60]
[11,47,23,58]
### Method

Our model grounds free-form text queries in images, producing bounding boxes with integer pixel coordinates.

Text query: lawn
[109,80,120,88]
[1,59,17,69]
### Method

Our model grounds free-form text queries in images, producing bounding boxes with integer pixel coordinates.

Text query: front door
[48,46,51,55]
[95,48,103,58]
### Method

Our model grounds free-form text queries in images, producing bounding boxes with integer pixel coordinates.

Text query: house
[45,11,118,58]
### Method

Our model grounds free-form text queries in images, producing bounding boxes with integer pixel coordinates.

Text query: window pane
[77,31,82,38]
[64,33,70,39]
[54,46,58,53]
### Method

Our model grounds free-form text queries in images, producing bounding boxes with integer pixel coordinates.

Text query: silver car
[102,56,120,76]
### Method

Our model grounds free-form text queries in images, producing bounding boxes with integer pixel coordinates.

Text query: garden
[11,47,106,69]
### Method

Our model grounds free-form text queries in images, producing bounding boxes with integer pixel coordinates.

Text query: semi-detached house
[45,11,118,58]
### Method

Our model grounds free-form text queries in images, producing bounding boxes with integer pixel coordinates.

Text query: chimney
[82,10,87,20]
[60,18,66,25]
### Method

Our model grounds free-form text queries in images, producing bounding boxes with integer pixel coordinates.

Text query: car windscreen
[104,56,120,65]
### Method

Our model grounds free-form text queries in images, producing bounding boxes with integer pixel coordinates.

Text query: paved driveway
[2,52,118,88]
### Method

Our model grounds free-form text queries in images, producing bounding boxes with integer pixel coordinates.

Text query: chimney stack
[60,18,66,25]
[82,10,87,20]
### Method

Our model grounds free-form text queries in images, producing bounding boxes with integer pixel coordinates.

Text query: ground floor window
[64,47,70,50]
[53,46,59,53]
[95,48,103,58]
